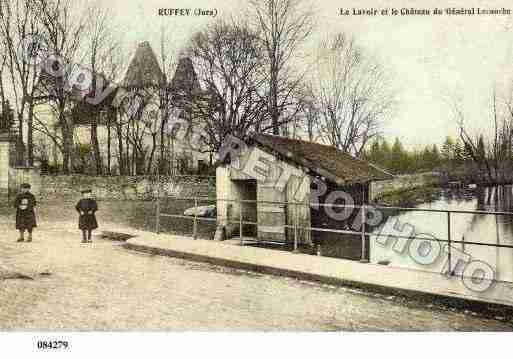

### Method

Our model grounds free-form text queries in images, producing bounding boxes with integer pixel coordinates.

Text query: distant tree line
[363,136,474,175]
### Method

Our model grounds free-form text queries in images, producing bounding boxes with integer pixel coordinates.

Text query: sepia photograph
[1,0,513,355]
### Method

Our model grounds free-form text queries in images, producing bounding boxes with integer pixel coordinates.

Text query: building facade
[216,134,393,260]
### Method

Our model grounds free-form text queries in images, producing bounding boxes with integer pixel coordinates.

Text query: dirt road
[0,222,512,331]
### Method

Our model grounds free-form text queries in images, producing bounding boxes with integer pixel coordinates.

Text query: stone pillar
[216,166,230,227]
[257,183,286,242]
[0,134,11,200]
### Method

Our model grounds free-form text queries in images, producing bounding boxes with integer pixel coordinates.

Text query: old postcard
[1,0,513,355]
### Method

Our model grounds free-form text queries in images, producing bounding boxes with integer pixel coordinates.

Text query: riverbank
[373,185,442,207]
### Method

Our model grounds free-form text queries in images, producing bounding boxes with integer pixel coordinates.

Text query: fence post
[239,199,243,246]
[193,197,198,240]
[360,204,368,263]
[293,202,299,253]
[447,211,452,275]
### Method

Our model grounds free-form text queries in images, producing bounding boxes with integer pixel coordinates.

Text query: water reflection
[371,185,513,282]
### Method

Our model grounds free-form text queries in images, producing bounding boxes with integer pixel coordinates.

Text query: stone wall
[370,172,441,200]
[39,175,216,202]
[9,167,42,196]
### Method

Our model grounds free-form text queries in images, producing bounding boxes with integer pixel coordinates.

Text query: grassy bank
[374,185,442,208]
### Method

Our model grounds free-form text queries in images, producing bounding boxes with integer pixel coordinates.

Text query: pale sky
[82,0,513,147]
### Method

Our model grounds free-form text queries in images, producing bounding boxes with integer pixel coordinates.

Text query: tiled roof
[251,133,393,185]
[169,57,201,95]
[122,41,165,88]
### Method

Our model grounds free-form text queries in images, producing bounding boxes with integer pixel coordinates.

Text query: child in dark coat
[14,183,37,242]
[75,189,98,243]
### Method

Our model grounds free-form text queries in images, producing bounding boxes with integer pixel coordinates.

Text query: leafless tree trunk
[106,108,112,174]
[33,111,63,157]
[249,0,314,135]
[117,88,160,175]
[87,6,107,175]
[151,25,180,175]
[114,110,124,175]
[295,85,320,142]
[187,19,268,152]
[0,48,6,110]
[0,0,43,166]
[311,33,394,156]
[35,0,87,173]
[83,4,122,175]
[450,90,511,183]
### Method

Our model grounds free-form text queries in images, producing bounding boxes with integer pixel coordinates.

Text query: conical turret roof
[169,57,201,94]
[122,41,164,89]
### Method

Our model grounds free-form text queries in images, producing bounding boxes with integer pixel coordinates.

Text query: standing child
[14,183,37,242]
[75,189,98,243]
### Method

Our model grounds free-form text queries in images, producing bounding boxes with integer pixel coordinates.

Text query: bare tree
[113,34,173,176]
[0,42,6,111]
[156,25,179,175]
[99,48,125,175]
[452,100,493,183]
[33,0,88,173]
[0,0,43,165]
[79,3,124,175]
[311,33,394,156]
[298,86,321,142]
[249,0,314,135]
[186,19,268,152]
[0,48,14,132]
[33,109,63,163]
[453,87,513,183]
[116,89,165,175]
[85,5,109,174]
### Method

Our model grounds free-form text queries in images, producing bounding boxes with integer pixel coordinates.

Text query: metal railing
[155,196,513,274]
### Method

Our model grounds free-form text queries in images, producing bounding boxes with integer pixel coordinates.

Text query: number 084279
[36,340,69,350]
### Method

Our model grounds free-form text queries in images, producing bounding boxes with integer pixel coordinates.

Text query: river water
[370,186,513,282]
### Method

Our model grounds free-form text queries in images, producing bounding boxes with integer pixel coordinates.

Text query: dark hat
[81,189,92,194]
[20,183,31,189]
